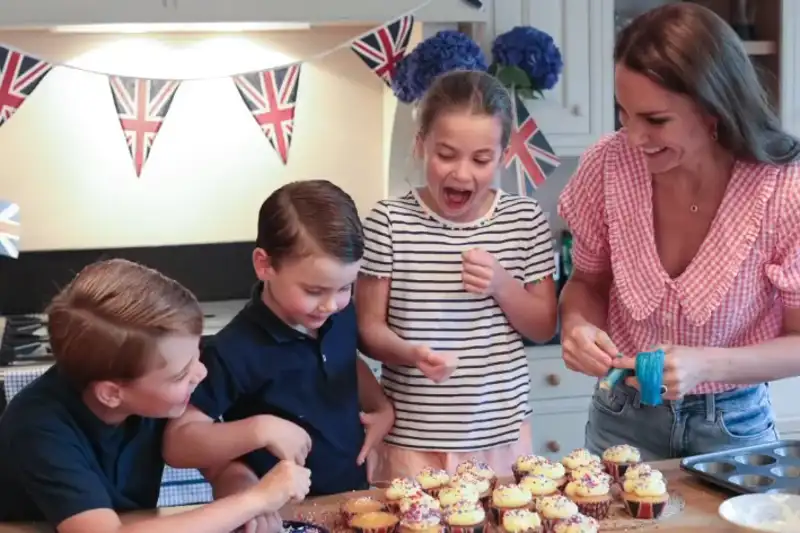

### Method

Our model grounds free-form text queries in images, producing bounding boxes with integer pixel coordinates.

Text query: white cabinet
[0,0,489,28]
[489,0,616,156]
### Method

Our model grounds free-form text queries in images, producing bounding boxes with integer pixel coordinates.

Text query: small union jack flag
[234,64,301,165]
[501,93,560,198]
[0,47,51,127]
[0,200,20,259]
[109,76,180,177]
[351,15,414,86]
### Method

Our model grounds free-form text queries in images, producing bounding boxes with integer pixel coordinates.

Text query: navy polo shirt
[190,283,367,496]
[0,366,166,525]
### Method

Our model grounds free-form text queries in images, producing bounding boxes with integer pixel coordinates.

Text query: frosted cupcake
[518,475,560,509]
[500,509,542,533]
[399,492,441,515]
[416,467,451,497]
[351,511,400,533]
[443,500,487,533]
[621,472,669,519]
[386,478,424,514]
[601,445,641,481]
[513,454,548,482]
[560,449,602,474]
[438,484,481,509]
[398,502,443,533]
[490,484,534,524]
[528,459,568,490]
[623,463,663,483]
[450,472,492,511]
[563,473,612,520]
[536,495,579,533]
[552,514,599,533]
[456,458,498,489]
[568,465,612,487]
[342,496,387,524]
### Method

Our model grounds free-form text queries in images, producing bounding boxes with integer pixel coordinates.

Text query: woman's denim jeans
[585,382,779,460]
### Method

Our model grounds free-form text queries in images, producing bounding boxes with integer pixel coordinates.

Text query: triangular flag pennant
[500,93,560,198]
[0,47,52,128]
[0,200,20,259]
[351,15,414,86]
[108,76,180,177]
[234,64,301,165]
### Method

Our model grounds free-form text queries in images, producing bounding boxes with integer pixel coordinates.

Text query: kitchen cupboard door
[490,0,616,156]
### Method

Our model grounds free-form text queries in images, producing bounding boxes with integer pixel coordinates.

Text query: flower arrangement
[391,30,488,104]
[489,26,563,99]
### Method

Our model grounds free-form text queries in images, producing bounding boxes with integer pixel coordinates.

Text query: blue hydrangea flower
[492,26,563,91]
[391,30,488,104]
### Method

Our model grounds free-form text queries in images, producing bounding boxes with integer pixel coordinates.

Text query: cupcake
[601,445,641,481]
[399,492,441,515]
[398,502,443,533]
[513,454,548,482]
[563,473,612,520]
[536,495,579,533]
[416,467,451,497]
[568,465,610,484]
[621,472,669,519]
[552,514,599,533]
[351,511,400,533]
[450,473,492,511]
[518,475,560,509]
[342,496,387,524]
[560,449,602,474]
[386,478,424,513]
[528,459,568,490]
[623,463,663,482]
[490,484,534,524]
[443,500,487,533]
[500,509,543,533]
[438,484,481,509]
[455,459,498,489]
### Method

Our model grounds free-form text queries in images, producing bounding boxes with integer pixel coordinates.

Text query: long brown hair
[615,3,800,164]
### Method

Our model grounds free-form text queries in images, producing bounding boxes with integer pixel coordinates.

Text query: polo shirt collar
[243,282,337,343]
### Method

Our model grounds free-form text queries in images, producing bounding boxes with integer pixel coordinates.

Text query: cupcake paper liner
[622,497,668,519]
[423,487,443,498]
[511,465,526,484]
[574,498,612,520]
[603,460,637,482]
[446,522,486,533]
[539,517,564,533]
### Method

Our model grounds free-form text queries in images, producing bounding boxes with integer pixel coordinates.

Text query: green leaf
[515,87,535,100]
[496,65,532,89]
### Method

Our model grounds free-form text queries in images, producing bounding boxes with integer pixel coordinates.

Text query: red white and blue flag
[0,47,51,127]
[234,64,301,165]
[351,15,414,86]
[501,93,560,198]
[0,200,20,259]
[109,76,180,177]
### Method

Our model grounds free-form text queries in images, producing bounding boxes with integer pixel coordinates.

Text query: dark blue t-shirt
[0,367,166,525]
[190,283,367,496]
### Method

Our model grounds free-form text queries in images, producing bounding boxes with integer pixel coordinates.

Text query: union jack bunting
[0,47,51,128]
[0,200,20,259]
[351,15,414,86]
[234,63,301,165]
[109,76,180,177]
[500,93,560,198]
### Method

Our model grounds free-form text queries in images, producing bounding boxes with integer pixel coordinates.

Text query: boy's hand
[257,415,312,465]
[240,512,282,533]
[253,460,311,509]
[413,345,458,383]
[462,248,506,296]
[356,403,395,466]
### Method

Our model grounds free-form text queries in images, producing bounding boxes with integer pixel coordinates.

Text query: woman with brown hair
[559,3,800,459]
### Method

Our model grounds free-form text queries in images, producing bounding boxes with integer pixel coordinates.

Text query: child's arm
[355,356,394,464]
[492,270,558,342]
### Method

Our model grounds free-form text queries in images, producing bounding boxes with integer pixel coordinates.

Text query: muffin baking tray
[680,440,800,495]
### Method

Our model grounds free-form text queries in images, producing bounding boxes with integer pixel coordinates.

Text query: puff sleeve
[766,163,800,308]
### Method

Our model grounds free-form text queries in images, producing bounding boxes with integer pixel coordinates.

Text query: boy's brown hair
[256,179,364,268]
[47,259,203,389]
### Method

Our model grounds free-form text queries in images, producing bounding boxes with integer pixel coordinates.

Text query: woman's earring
[711,125,719,141]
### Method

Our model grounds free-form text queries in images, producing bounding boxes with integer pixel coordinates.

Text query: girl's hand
[462,248,505,295]
[413,345,459,383]
[613,345,708,400]
[561,318,617,377]
[357,403,395,466]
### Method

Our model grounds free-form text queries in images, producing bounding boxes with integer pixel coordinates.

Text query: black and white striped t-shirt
[361,189,555,451]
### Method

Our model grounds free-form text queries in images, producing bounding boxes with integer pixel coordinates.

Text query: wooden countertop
[0,459,747,532]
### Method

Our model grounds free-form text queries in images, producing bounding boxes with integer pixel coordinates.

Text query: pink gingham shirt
[558,131,800,394]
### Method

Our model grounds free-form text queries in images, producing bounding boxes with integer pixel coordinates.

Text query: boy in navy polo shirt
[164,180,394,500]
[0,259,311,533]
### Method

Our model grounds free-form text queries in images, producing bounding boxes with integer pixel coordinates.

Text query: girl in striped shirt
[356,70,558,479]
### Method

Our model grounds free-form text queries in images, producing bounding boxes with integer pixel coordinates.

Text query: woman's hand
[561,317,618,377]
[613,345,709,400]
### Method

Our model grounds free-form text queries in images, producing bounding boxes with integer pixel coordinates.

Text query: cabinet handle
[546,374,561,386]
[571,105,582,117]
[547,441,561,453]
